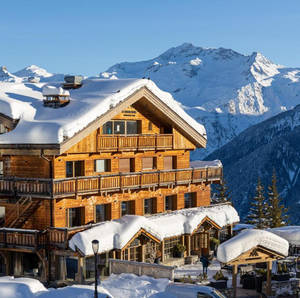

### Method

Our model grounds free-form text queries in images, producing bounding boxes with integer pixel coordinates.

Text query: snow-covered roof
[0,79,206,145]
[190,160,222,168]
[269,226,300,246]
[217,229,289,263]
[42,86,70,96]
[69,204,239,256]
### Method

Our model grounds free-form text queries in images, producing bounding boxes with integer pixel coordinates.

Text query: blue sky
[2,0,300,75]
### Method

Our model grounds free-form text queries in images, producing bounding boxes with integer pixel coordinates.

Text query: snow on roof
[42,85,70,96]
[69,204,239,256]
[190,160,222,168]
[0,79,206,145]
[217,229,289,263]
[269,226,300,246]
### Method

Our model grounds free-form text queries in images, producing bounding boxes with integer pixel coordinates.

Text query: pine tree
[213,179,232,204]
[246,177,268,228]
[266,169,289,228]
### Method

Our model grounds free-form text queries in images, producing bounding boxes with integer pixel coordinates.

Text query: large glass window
[164,236,181,259]
[126,121,138,134]
[0,161,3,175]
[102,120,139,135]
[102,121,113,134]
[184,192,196,209]
[94,159,111,172]
[114,121,125,134]
[144,198,156,215]
[96,204,110,222]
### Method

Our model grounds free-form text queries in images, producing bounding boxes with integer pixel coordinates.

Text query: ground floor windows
[163,236,181,260]
[144,198,156,215]
[66,207,85,227]
[191,232,209,256]
[121,200,135,216]
[165,195,176,211]
[184,192,196,209]
[95,204,111,222]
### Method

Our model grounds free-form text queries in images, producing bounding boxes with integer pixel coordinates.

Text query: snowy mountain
[102,43,300,157]
[206,104,300,224]
[0,66,20,82]
[0,65,64,83]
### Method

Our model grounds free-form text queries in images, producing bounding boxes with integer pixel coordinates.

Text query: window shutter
[119,158,130,172]
[142,157,154,170]
[164,156,173,170]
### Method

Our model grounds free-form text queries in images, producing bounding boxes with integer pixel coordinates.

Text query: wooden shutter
[119,158,130,172]
[142,157,154,170]
[164,156,173,170]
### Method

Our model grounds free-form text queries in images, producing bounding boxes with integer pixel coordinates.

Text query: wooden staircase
[5,196,41,228]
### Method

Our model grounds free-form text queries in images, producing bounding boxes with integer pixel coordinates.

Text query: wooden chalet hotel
[0,77,239,283]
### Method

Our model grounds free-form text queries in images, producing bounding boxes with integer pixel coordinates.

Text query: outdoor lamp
[92,239,99,255]
[92,239,99,298]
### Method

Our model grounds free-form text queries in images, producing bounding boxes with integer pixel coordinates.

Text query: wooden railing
[0,228,47,249]
[97,134,173,151]
[0,166,222,199]
[0,177,52,198]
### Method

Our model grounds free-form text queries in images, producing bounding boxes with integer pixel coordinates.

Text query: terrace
[0,165,222,199]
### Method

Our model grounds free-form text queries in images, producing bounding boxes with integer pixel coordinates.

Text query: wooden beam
[232,264,237,298]
[267,260,272,296]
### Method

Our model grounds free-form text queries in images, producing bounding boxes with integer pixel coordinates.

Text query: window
[148,122,152,131]
[0,161,3,176]
[66,161,84,177]
[121,201,134,216]
[164,236,181,259]
[184,192,196,209]
[95,204,111,222]
[94,159,111,172]
[144,198,156,215]
[114,121,125,134]
[126,121,138,134]
[102,120,140,135]
[142,157,156,170]
[165,195,176,211]
[119,158,134,172]
[164,156,176,170]
[66,207,84,227]
[102,121,113,134]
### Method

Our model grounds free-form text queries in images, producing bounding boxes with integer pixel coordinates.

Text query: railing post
[34,231,38,250]
[75,178,78,197]
[3,230,7,248]
[120,174,122,191]
[191,168,194,183]
[99,176,102,192]
[206,167,208,182]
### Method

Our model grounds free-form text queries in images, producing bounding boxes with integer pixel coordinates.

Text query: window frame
[94,159,111,173]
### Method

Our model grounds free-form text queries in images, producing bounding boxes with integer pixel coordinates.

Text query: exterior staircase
[5,196,41,228]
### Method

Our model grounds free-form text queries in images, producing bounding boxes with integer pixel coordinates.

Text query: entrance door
[191,232,209,256]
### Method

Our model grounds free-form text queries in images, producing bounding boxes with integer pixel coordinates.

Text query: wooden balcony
[97,134,173,151]
[0,228,47,251]
[0,166,222,199]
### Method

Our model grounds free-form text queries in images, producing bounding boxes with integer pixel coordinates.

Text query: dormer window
[42,86,70,108]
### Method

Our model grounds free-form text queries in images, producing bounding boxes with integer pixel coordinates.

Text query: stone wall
[109,259,174,280]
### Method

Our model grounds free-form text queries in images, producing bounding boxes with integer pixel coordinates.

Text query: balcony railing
[0,166,222,199]
[97,134,173,151]
[0,228,47,250]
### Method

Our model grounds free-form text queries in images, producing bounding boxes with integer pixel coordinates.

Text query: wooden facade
[0,86,224,282]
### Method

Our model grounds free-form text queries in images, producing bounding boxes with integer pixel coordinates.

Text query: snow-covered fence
[109,259,174,280]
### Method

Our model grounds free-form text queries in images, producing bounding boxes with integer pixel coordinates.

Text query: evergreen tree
[266,169,289,228]
[246,177,268,228]
[213,179,232,204]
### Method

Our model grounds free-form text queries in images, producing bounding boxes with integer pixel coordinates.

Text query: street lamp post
[92,239,99,298]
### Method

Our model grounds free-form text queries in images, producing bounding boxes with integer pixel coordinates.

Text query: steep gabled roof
[0,79,206,153]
